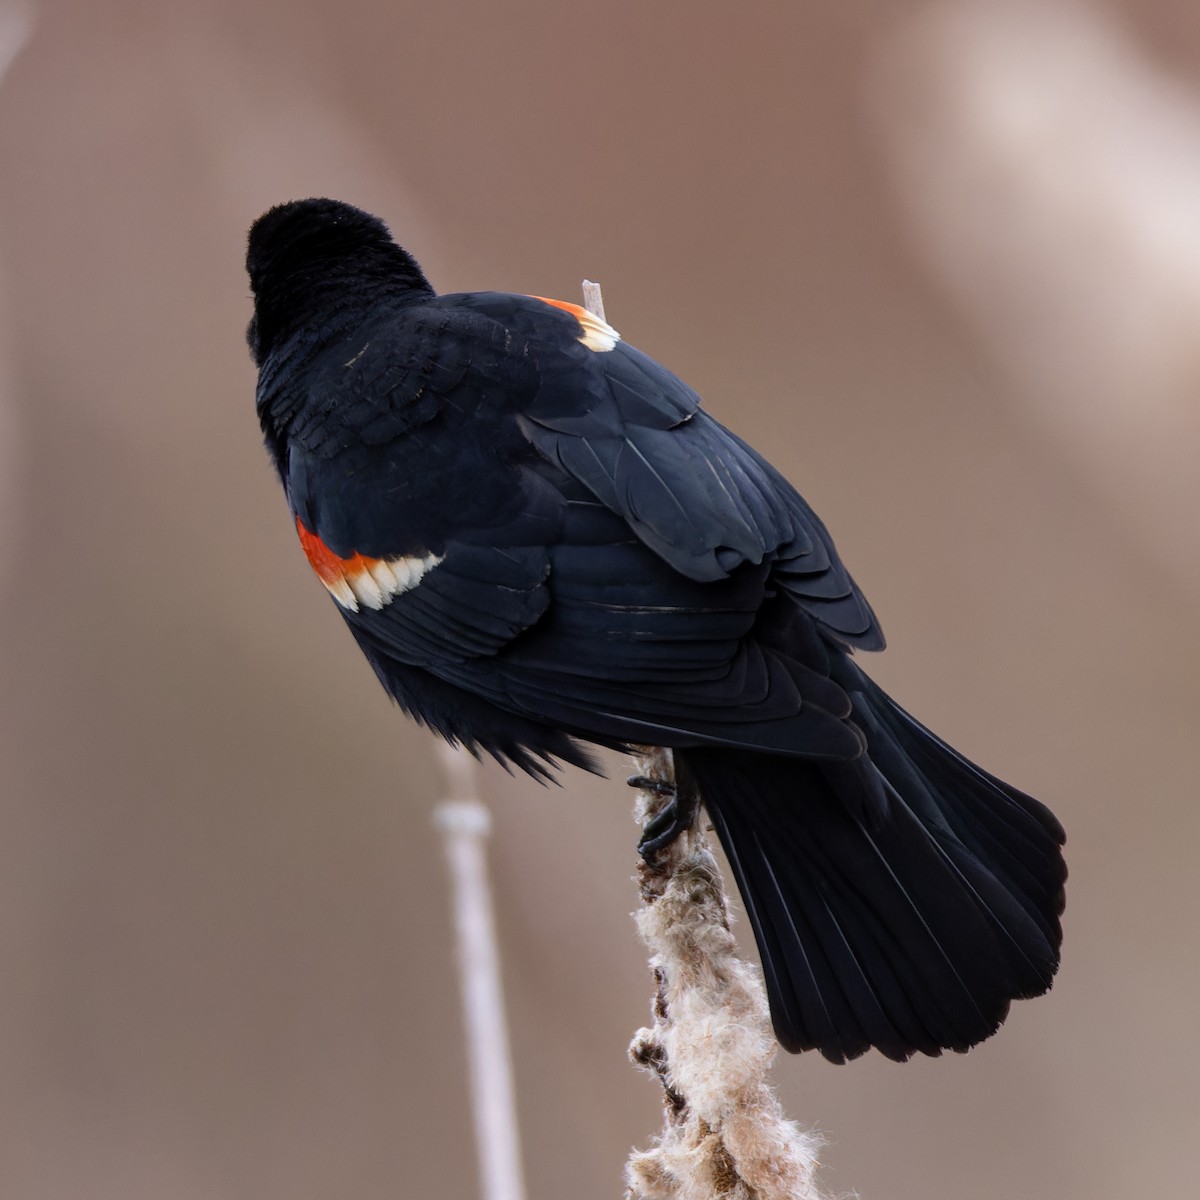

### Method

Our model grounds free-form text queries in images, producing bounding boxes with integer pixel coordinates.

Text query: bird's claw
[634,777,700,865]
[627,773,677,799]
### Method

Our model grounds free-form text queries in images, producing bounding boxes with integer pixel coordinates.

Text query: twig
[434,744,528,1200]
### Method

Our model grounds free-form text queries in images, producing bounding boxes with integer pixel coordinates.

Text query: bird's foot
[627,773,676,799]
[630,775,700,864]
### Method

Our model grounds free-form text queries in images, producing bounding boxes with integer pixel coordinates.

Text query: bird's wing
[457,292,885,650]
[470,494,867,761]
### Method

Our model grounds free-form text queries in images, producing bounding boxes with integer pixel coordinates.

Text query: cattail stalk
[622,749,826,1200]
[435,744,528,1200]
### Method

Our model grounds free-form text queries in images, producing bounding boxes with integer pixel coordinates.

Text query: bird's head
[245,198,432,364]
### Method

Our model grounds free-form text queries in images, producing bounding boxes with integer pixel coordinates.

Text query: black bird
[246,198,1066,1063]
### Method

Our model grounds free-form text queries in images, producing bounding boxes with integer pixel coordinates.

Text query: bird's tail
[677,662,1066,1062]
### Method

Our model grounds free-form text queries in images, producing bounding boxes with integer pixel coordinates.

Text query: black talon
[635,779,700,864]
[626,773,677,799]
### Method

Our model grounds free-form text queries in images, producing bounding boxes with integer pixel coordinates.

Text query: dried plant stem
[434,744,528,1200]
[581,278,607,324]
[622,749,827,1200]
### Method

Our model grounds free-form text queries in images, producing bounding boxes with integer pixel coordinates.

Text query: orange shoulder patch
[531,296,621,352]
[295,517,443,612]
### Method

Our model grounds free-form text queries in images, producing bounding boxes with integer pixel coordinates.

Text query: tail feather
[850,673,1066,946]
[678,669,1066,1063]
[746,816,951,1061]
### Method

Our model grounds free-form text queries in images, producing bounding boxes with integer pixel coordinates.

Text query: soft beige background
[1,1,1196,1197]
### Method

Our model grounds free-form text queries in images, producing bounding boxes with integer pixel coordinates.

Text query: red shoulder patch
[295,517,443,612]
[530,296,621,352]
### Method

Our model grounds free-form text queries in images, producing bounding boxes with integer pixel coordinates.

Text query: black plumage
[247,198,1066,1062]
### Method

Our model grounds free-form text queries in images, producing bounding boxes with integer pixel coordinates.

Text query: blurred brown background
[1,0,1197,1196]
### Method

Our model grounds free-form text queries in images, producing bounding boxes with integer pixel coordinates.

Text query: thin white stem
[434,744,527,1200]
[581,279,607,324]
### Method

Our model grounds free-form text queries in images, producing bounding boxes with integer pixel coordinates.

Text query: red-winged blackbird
[246,198,1065,1063]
